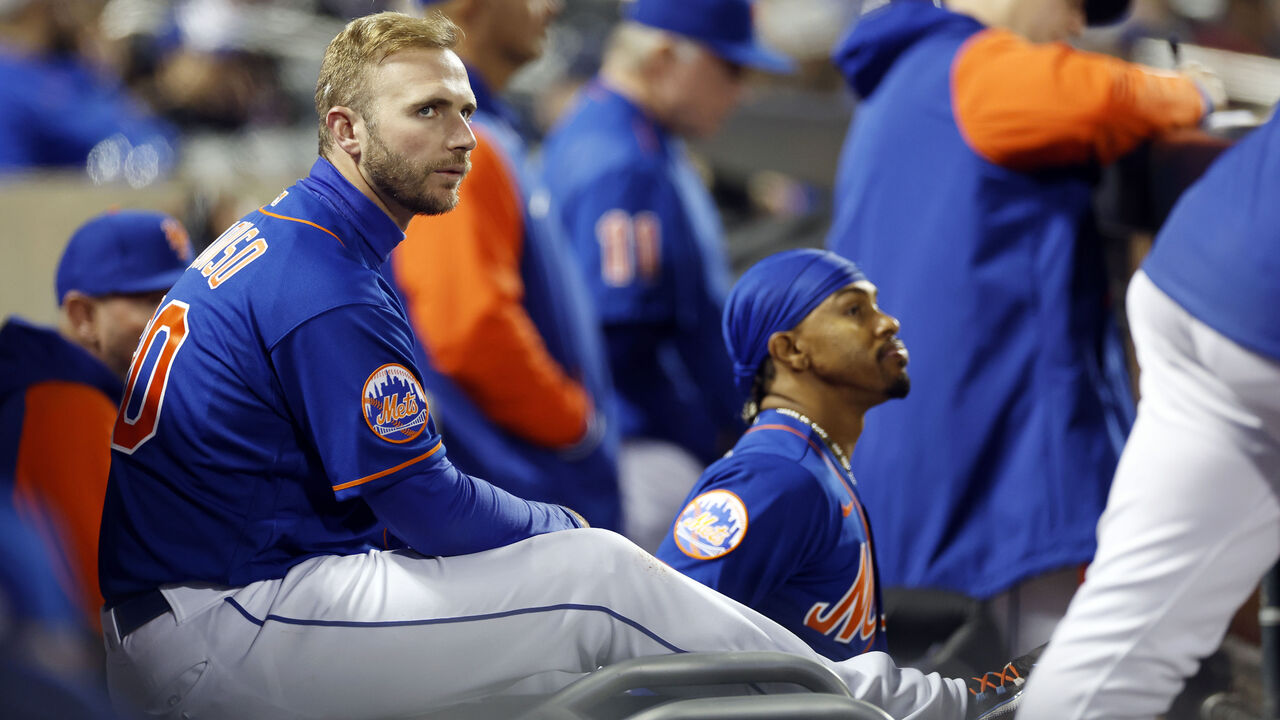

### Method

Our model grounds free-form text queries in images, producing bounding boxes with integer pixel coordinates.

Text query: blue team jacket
[390,71,622,529]
[540,81,742,463]
[826,1,1135,598]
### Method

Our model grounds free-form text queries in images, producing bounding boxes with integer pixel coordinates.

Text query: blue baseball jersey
[100,159,574,605]
[656,409,887,660]
[1144,112,1280,361]
[539,81,742,462]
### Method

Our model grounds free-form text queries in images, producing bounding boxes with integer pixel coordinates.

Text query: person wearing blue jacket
[825,0,1219,656]
[540,0,792,551]
[1021,113,1280,719]
[389,0,622,530]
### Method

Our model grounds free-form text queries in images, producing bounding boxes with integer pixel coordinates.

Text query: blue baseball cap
[55,210,194,305]
[625,0,795,74]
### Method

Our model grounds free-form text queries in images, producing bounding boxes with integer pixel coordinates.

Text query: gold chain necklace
[772,407,852,473]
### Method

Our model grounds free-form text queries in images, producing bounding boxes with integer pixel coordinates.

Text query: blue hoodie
[823,0,1179,598]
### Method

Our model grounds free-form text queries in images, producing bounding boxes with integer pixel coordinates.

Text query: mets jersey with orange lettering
[656,408,886,660]
[100,158,579,606]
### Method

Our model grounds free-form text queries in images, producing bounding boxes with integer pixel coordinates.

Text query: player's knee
[557,528,655,574]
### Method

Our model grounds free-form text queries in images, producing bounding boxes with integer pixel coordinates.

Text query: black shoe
[964,643,1045,719]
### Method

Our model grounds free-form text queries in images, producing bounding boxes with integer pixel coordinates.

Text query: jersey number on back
[596,210,660,286]
[112,300,190,454]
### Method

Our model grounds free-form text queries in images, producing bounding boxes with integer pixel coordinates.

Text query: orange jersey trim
[258,207,345,247]
[952,29,1206,169]
[747,422,868,529]
[333,440,444,492]
[13,381,117,630]
[392,126,589,448]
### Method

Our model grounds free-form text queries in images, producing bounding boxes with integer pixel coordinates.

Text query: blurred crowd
[2,0,1276,251]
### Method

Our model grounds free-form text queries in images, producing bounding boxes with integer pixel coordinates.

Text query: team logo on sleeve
[673,489,748,560]
[362,364,429,443]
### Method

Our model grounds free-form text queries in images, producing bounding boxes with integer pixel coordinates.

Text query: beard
[363,127,470,216]
[885,372,911,399]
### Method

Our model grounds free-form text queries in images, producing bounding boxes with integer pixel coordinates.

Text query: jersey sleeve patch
[361,363,429,444]
[672,489,749,560]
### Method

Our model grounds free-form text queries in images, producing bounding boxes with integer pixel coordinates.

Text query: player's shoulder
[0,318,121,403]
[734,422,824,465]
[181,188,388,342]
[545,90,667,192]
[703,446,824,500]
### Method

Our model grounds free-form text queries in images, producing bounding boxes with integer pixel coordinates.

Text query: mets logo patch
[362,364,428,443]
[673,489,748,560]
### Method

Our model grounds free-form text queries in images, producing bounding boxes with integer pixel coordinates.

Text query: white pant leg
[1020,272,1280,720]
[618,439,705,553]
[105,529,967,720]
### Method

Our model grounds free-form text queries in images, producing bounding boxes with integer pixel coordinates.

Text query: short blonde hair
[315,11,461,154]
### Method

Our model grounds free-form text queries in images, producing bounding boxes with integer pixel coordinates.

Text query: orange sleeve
[392,127,590,449]
[12,381,117,630]
[953,29,1207,169]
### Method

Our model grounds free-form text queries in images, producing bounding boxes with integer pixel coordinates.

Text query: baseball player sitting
[657,248,908,662]
[100,11,1036,720]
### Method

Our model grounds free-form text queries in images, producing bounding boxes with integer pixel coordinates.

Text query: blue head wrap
[722,249,868,396]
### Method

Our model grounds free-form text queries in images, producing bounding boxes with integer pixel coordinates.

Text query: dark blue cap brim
[703,38,796,74]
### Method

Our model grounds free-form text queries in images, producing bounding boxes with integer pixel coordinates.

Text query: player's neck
[759,391,866,462]
[324,151,413,231]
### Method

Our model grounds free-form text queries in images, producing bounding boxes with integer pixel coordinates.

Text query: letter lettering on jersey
[112,300,191,454]
[192,221,269,289]
[803,543,879,644]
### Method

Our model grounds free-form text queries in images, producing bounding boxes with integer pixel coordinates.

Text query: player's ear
[62,291,99,346]
[767,330,810,373]
[326,106,363,159]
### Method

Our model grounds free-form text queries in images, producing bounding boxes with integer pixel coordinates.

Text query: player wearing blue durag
[659,248,907,661]
[658,250,1045,713]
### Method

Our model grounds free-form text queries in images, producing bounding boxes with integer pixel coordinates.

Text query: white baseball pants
[103,528,968,720]
[1020,271,1280,719]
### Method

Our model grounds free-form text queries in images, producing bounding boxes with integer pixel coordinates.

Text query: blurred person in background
[0,210,192,631]
[389,0,623,530]
[0,503,117,719]
[825,0,1224,666]
[0,0,175,179]
[539,0,792,551]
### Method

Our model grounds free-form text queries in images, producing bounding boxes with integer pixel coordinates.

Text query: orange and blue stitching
[332,441,443,492]
[258,207,345,247]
